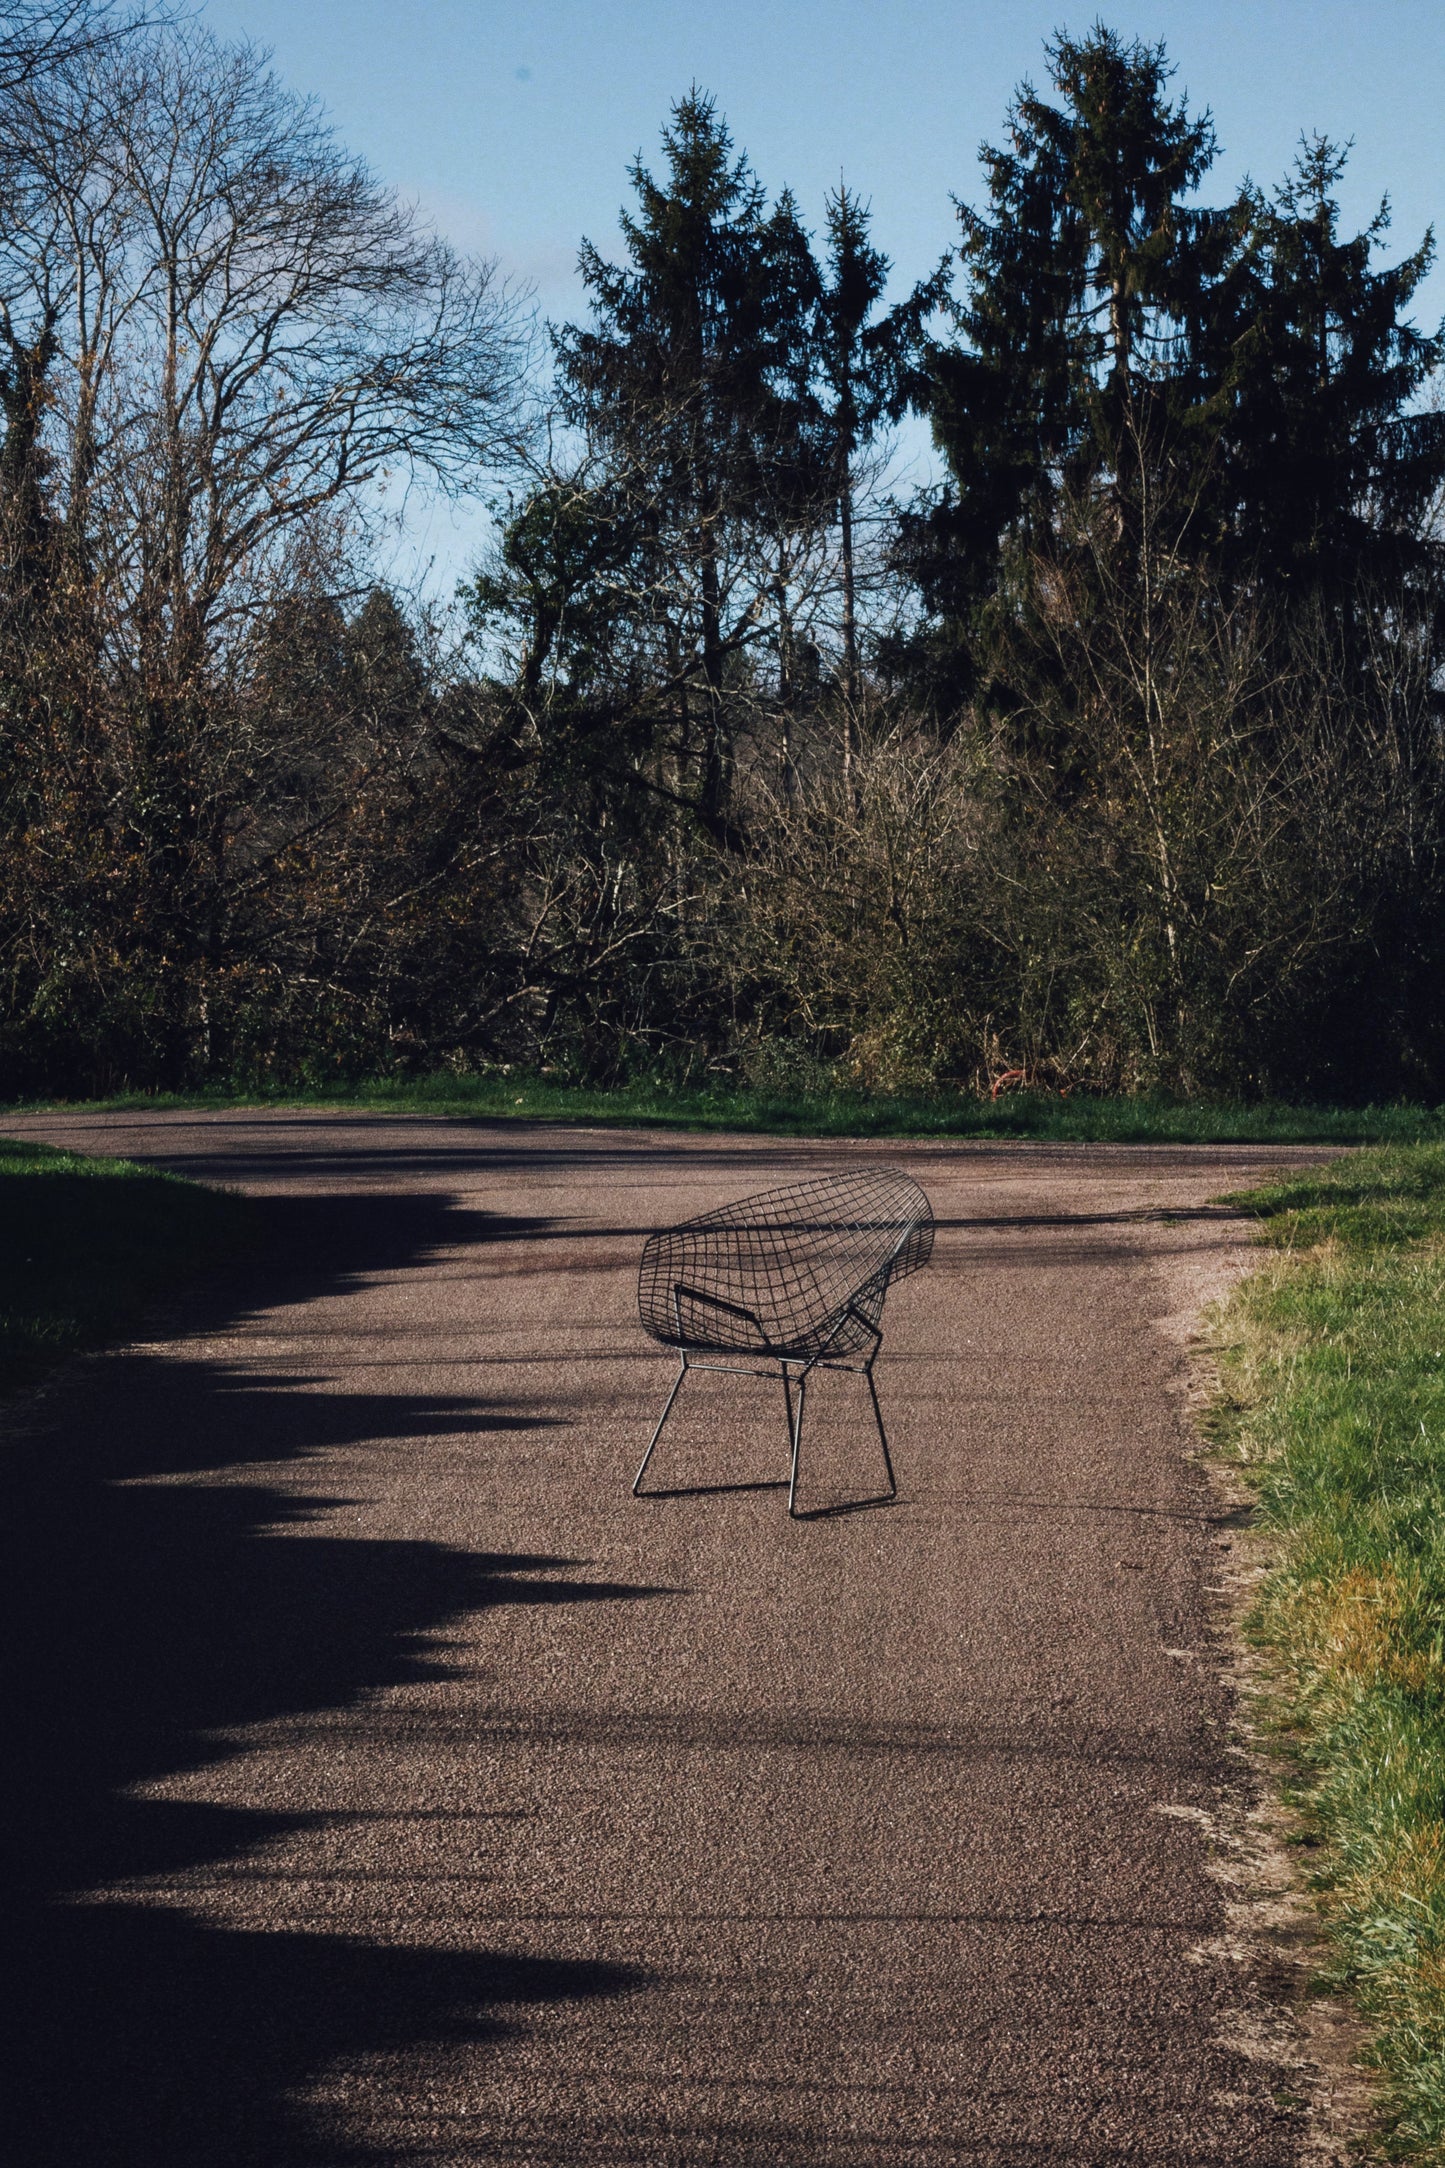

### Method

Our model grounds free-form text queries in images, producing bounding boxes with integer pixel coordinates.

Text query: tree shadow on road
[8,1186,660,2165]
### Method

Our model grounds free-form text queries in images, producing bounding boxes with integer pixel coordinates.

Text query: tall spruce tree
[1220,136,1444,605]
[815,186,948,708]
[911,26,1241,701]
[910,29,1445,714]
[553,91,818,836]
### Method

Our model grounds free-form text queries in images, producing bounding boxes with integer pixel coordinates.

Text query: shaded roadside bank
[0,1137,251,1394]
[8,1074,1445,1145]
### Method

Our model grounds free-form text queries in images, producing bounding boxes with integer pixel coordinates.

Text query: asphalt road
[6,1111,1336,2166]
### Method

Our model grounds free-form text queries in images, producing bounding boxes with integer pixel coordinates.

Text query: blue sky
[199,0,1445,594]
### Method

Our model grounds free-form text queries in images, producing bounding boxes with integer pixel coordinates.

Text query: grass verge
[1216,1144,1445,2156]
[0,1137,250,1395]
[7,1072,1445,1144]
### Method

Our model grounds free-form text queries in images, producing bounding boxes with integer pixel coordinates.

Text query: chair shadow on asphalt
[8,1186,662,2167]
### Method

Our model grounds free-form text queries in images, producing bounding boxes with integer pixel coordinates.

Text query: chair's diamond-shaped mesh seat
[634,1165,934,1517]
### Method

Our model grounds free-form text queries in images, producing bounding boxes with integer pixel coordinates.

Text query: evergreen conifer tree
[815,186,948,706]
[553,91,817,835]
[913,27,1242,699]
[1221,136,1444,605]
[909,25,1445,718]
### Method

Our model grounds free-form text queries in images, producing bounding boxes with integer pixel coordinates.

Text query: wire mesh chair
[633,1164,935,1518]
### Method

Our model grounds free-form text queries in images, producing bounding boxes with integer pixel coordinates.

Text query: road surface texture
[7,1110,1340,2167]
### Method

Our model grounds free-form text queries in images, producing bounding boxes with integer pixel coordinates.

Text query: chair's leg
[865,1354,898,1498]
[633,1355,688,1496]
[786,1364,807,1518]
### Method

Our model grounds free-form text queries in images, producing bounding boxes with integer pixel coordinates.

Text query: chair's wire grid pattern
[633,1165,935,1517]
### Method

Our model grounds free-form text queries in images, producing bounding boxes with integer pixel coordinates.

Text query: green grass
[7,1070,1445,1143]
[1217,1144,1445,2156]
[0,1137,250,1394]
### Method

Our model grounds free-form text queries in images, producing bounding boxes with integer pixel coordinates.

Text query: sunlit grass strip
[0,1138,249,1393]
[6,1073,1445,1145]
[1218,1145,1445,2156]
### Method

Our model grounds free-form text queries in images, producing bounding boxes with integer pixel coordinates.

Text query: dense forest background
[3,0,1443,1100]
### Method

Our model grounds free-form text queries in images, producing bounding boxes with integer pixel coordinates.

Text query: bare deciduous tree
[0,21,529,677]
[0,18,532,1083]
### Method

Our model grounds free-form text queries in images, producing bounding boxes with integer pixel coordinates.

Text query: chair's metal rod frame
[632,1286,897,1518]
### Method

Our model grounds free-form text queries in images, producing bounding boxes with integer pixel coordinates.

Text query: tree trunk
[839,457,859,791]
[699,475,727,833]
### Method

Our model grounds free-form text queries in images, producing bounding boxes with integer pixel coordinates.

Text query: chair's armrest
[672,1282,767,1342]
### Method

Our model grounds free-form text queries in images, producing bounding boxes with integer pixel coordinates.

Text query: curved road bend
[8,1111,1336,2166]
